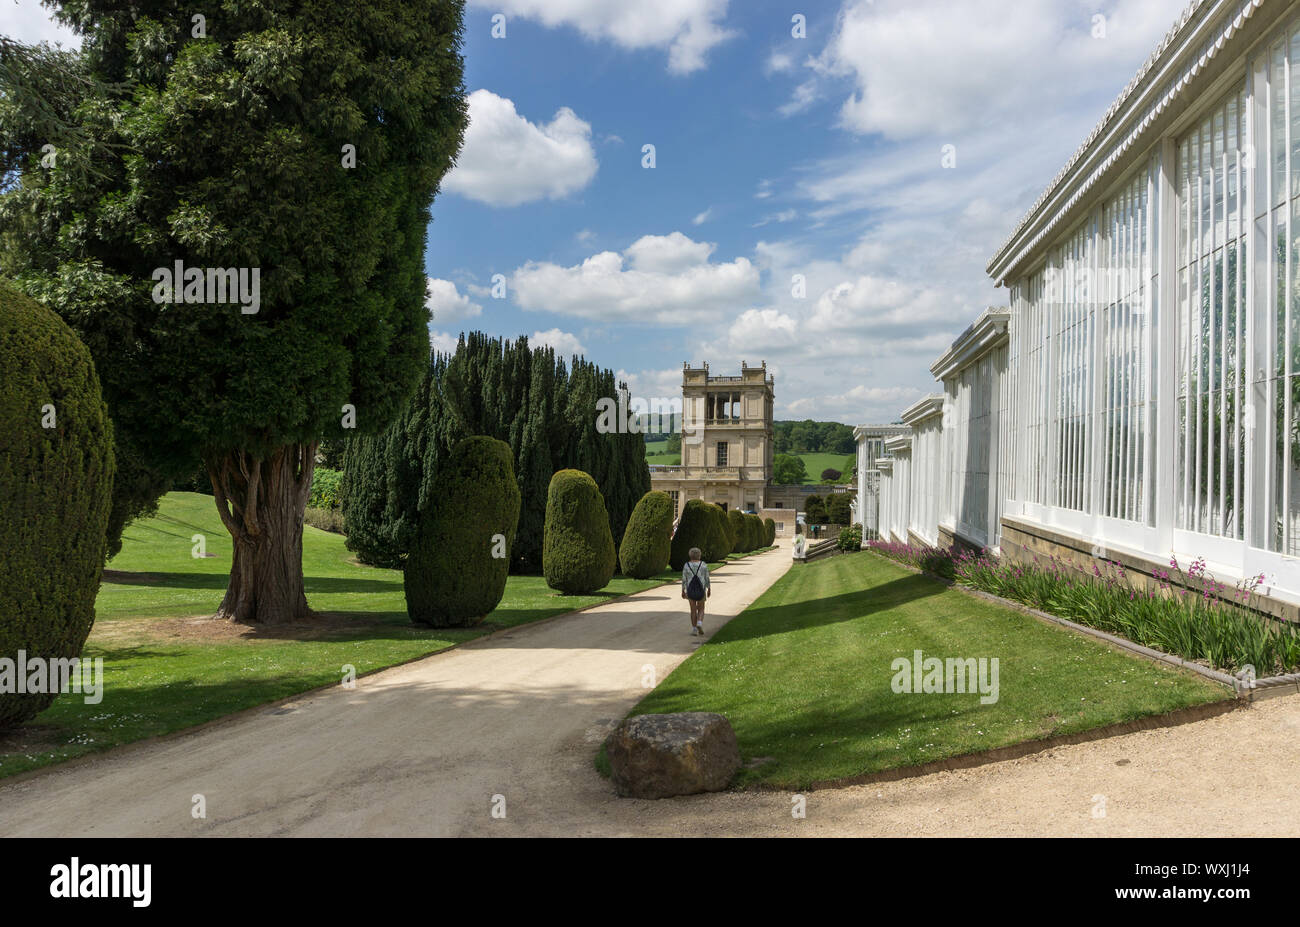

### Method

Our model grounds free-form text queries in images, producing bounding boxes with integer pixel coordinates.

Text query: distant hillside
[773,420,855,456]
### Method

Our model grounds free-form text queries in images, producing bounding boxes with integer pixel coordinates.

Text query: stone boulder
[605,712,741,799]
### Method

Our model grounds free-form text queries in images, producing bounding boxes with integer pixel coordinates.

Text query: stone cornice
[929,308,1011,380]
[900,394,945,426]
[884,434,912,454]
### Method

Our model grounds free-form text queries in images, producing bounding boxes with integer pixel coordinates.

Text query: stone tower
[650,361,774,515]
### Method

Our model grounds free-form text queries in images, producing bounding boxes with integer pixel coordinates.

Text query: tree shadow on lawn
[102,571,401,594]
[120,513,218,543]
[0,673,689,793]
[710,572,948,644]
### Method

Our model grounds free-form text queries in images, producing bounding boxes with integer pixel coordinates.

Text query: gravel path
[0,549,792,836]
[3,545,1294,837]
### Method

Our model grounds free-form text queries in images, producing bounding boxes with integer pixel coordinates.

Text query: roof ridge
[988,0,1210,273]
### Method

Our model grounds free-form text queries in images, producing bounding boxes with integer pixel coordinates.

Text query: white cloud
[765,50,795,74]
[616,367,683,400]
[818,0,1189,140]
[727,308,797,351]
[576,228,596,243]
[2,0,79,46]
[624,231,715,273]
[511,232,760,324]
[443,89,598,206]
[429,330,461,354]
[531,328,587,356]
[692,207,713,226]
[777,80,819,117]
[752,209,797,228]
[786,385,926,423]
[807,275,956,336]
[471,0,735,74]
[425,278,482,325]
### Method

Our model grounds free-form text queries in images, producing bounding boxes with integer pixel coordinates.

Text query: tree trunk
[207,442,318,624]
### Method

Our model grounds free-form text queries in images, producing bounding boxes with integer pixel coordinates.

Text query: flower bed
[867,541,1300,676]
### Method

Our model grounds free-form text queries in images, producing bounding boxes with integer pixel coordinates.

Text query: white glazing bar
[1287,38,1295,555]
[1127,184,1137,522]
[1220,138,1230,537]
[1194,162,1205,534]
[1207,116,1217,535]
[1182,144,1192,529]
[1120,193,1130,520]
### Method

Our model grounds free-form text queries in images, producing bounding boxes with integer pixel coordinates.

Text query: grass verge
[0,492,681,779]
[597,551,1231,789]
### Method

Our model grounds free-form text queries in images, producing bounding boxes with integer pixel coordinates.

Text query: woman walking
[681,547,711,637]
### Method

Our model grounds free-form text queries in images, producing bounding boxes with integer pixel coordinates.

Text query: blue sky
[5,0,1193,423]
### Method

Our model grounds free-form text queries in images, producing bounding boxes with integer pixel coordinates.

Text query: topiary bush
[670,499,711,570]
[543,469,616,594]
[619,491,674,578]
[763,517,777,546]
[0,281,115,728]
[826,492,852,525]
[746,513,765,550]
[404,436,521,626]
[727,509,748,553]
[706,504,734,562]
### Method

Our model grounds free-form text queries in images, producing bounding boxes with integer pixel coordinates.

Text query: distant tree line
[340,332,650,573]
[774,420,856,456]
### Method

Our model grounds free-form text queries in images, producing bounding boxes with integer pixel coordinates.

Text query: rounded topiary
[746,513,764,550]
[619,490,674,579]
[0,281,115,728]
[727,509,748,553]
[543,469,617,594]
[404,436,521,627]
[763,517,776,546]
[669,499,713,570]
[705,504,733,562]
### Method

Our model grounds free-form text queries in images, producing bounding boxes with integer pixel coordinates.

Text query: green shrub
[670,499,708,570]
[727,509,748,553]
[804,494,827,523]
[308,467,343,510]
[837,524,863,551]
[0,281,115,728]
[619,491,674,578]
[405,436,521,626]
[706,505,734,562]
[304,506,345,533]
[826,492,852,525]
[763,517,777,546]
[543,469,616,594]
[746,513,765,550]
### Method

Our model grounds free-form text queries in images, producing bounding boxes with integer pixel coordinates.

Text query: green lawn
[601,552,1231,789]
[794,452,856,483]
[643,440,845,477]
[0,492,682,779]
[643,438,679,466]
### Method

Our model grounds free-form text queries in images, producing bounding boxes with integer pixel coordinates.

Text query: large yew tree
[1,0,467,622]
